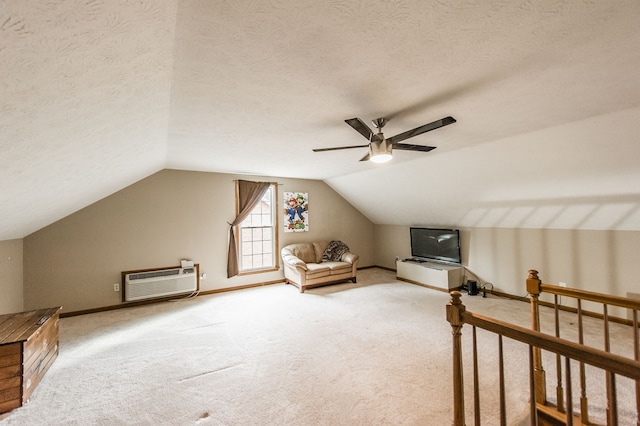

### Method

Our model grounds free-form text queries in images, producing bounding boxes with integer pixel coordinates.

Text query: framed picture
[284,192,309,232]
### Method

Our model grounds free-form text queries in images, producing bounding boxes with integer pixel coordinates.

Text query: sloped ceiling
[1,1,177,239]
[2,1,640,240]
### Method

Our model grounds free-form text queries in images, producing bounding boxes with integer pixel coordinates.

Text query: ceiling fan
[313,116,456,163]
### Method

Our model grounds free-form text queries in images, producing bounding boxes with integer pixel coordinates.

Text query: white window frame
[237,183,279,274]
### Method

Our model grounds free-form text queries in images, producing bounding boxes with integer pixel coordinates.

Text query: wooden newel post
[526,269,547,405]
[447,291,466,426]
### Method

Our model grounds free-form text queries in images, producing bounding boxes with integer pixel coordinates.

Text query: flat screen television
[409,227,462,265]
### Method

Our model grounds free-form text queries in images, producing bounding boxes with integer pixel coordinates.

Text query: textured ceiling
[1,0,640,240]
[1,0,177,239]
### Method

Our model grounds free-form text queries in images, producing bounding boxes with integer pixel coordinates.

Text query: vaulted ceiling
[2,1,640,240]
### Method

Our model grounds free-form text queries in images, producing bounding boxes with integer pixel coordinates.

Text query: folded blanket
[322,240,350,262]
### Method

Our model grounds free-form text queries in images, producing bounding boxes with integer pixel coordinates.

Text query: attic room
[1,1,639,424]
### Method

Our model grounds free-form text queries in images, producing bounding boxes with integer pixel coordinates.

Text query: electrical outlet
[114,283,120,292]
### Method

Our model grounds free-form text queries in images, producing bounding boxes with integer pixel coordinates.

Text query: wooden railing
[447,290,640,425]
[527,270,640,425]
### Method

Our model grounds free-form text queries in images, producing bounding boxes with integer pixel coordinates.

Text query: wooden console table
[0,307,61,414]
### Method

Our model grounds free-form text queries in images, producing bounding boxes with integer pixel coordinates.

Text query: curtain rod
[232,179,283,185]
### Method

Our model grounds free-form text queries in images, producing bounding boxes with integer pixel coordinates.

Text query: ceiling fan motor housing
[372,118,387,130]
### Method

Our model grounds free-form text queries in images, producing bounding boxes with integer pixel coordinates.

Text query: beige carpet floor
[0,268,636,425]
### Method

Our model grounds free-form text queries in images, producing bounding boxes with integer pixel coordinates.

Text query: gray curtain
[227,180,271,278]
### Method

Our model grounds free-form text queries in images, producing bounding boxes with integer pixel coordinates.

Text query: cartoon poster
[284,192,309,232]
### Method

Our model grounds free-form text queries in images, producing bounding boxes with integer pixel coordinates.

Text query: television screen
[410,227,462,265]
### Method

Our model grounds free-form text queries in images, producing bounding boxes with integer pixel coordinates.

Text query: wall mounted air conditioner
[122,265,199,302]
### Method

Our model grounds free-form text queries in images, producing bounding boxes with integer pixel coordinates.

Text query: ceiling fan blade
[387,116,456,145]
[313,144,369,152]
[345,118,382,142]
[392,143,436,152]
[359,152,371,162]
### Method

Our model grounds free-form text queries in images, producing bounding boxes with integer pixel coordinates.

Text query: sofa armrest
[282,253,308,270]
[341,252,359,264]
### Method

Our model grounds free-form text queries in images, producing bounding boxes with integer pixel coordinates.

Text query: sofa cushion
[321,261,353,275]
[305,263,332,279]
[312,241,329,263]
[287,243,317,264]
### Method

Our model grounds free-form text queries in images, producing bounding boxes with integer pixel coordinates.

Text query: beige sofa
[281,241,359,293]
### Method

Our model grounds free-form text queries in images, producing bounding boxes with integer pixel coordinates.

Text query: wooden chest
[0,307,61,414]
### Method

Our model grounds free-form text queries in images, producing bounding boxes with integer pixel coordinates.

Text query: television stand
[396,259,463,291]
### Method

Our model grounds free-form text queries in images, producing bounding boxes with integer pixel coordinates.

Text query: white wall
[18,168,640,317]
[0,239,23,314]
[23,170,374,314]
[375,224,640,301]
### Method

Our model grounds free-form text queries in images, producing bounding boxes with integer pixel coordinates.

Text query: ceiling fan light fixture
[370,152,392,163]
[369,139,393,163]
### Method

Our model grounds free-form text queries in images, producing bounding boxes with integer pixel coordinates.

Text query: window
[237,184,278,273]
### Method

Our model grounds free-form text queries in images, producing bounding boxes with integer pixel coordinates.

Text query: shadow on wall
[459,193,640,231]
[461,193,640,301]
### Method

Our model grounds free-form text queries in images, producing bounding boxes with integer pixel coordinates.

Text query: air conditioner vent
[128,268,181,281]
[123,266,198,302]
